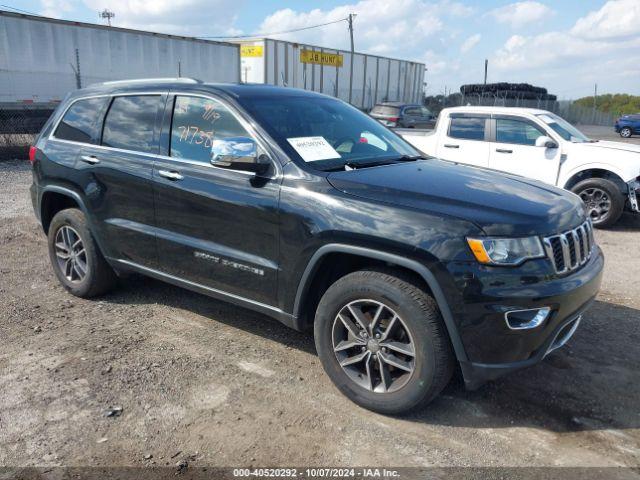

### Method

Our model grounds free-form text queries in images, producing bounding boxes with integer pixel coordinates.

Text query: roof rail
[90,77,203,87]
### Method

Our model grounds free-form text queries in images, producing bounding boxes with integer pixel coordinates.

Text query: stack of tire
[460,83,557,101]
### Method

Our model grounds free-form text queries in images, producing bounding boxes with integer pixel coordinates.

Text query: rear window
[448,116,485,141]
[102,95,162,153]
[371,105,400,116]
[54,97,107,144]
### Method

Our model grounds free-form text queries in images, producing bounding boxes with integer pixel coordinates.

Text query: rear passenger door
[401,106,421,128]
[78,93,166,268]
[436,114,490,167]
[152,94,281,306]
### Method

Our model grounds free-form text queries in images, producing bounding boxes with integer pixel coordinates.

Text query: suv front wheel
[48,208,118,297]
[314,270,454,414]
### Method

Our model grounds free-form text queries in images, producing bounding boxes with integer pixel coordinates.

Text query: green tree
[574,94,640,117]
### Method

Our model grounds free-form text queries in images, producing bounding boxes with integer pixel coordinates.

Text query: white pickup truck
[402,106,640,227]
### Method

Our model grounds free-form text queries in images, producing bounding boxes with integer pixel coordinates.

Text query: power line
[199,17,348,39]
[0,3,40,15]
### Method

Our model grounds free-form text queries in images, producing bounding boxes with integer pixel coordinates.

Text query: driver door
[152,94,281,305]
[489,116,561,185]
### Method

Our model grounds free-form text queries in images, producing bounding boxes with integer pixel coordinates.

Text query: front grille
[543,221,594,274]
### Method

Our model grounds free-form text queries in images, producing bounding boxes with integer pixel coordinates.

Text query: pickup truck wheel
[48,208,118,298]
[619,127,632,138]
[571,178,624,228]
[314,270,454,415]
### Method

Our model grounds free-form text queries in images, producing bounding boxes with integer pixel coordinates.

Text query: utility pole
[99,9,115,26]
[484,59,488,85]
[347,13,356,103]
[347,13,356,52]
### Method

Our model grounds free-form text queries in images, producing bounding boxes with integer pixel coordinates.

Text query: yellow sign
[300,49,343,67]
[241,45,263,57]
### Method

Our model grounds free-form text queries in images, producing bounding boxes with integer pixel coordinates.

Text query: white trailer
[0,10,241,103]
[235,38,425,110]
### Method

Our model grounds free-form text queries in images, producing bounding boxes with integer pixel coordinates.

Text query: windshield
[535,112,591,143]
[237,95,420,171]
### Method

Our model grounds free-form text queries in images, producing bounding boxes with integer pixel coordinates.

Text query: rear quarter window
[54,97,107,144]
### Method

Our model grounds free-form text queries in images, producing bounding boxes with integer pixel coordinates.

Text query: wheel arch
[40,186,90,234]
[293,244,468,362]
[563,168,628,194]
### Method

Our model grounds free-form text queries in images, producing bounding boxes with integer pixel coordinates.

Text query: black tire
[47,208,118,297]
[314,270,455,415]
[619,127,632,138]
[571,178,624,228]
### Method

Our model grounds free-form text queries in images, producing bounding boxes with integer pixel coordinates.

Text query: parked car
[369,102,435,129]
[615,114,640,138]
[30,79,603,414]
[403,106,640,227]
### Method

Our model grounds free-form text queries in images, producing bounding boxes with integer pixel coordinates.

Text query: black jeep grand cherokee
[30,79,603,414]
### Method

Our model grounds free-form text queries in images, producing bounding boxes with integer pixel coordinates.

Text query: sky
[6,0,640,99]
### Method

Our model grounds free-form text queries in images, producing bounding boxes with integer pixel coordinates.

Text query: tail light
[387,117,399,122]
[28,146,37,164]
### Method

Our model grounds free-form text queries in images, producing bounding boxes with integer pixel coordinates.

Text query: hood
[577,140,640,155]
[327,160,585,236]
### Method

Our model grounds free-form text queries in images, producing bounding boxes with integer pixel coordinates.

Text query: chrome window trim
[47,90,281,179]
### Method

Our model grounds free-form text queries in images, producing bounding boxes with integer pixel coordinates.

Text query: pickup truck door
[489,116,561,185]
[435,114,490,168]
[152,93,281,306]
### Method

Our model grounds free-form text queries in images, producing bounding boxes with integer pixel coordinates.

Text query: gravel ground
[0,154,639,472]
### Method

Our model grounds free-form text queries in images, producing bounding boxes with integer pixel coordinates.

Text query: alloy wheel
[332,299,416,393]
[579,187,611,223]
[54,225,88,283]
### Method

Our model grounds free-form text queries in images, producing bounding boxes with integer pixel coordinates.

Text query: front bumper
[628,179,639,213]
[445,246,604,389]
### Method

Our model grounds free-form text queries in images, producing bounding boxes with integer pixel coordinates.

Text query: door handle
[158,170,184,181]
[496,148,513,154]
[80,155,100,164]
[444,144,459,149]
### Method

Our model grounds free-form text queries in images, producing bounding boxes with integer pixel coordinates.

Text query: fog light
[505,307,551,330]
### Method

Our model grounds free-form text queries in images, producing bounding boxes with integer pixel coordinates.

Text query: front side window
[536,113,590,143]
[170,96,251,163]
[403,107,420,115]
[238,96,419,171]
[102,95,162,153]
[496,118,545,146]
[448,116,485,141]
[54,97,107,144]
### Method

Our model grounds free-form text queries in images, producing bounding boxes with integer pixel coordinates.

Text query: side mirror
[535,135,558,148]
[211,137,270,174]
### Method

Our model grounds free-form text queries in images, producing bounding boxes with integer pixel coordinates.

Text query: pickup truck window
[239,96,418,171]
[496,118,544,146]
[102,95,162,154]
[448,117,485,141]
[536,113,590,143]
[169,96,250,164]
[54,97,107,144]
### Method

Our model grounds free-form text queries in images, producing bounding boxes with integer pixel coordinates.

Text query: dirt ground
[0,143,639,472]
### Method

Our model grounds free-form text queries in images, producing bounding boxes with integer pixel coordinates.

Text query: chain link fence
[424,93,616,127]
[0,104,56,160]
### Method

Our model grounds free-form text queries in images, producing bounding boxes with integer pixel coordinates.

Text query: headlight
[466,236,545,266]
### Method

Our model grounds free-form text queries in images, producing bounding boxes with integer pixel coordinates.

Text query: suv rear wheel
[48,208,118,297]
[571,178,624,228]
[314,270,454,414]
